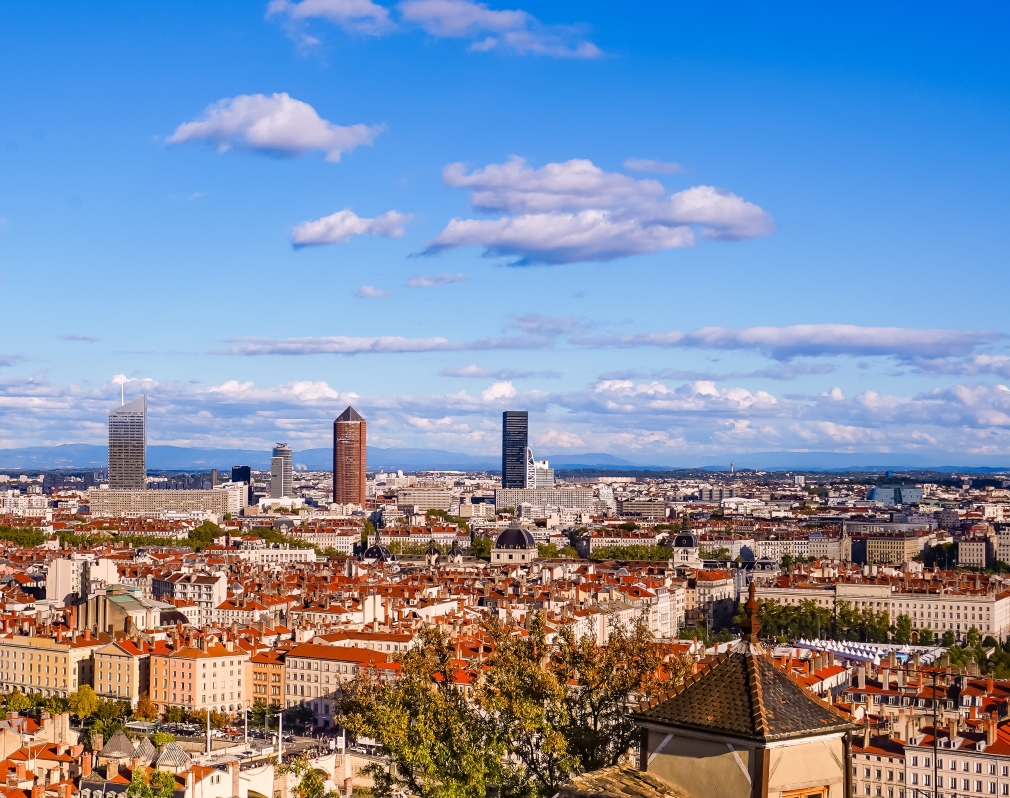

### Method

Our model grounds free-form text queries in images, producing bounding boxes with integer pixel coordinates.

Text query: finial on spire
[739,580,761,643]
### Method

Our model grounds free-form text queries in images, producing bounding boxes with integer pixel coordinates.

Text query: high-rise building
[270,443,292,499]
[333,406,366,506]
[232,465,253,505]
[501,411,529,488]
[108,395,146,490]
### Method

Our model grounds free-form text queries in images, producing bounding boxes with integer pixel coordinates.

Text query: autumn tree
[134,693,158,721]
[343,614,694,798]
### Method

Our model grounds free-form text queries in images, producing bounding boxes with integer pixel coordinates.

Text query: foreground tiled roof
[155,742,191,770]
[98,730,135,759]
[636,650,853,742]
[558,765,690,798]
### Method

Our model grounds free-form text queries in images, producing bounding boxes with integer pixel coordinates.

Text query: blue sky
[1,1,1010,464]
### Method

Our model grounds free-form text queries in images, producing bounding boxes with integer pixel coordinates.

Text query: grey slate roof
[99,729,136,758]
[155,741,192,769]
[133,736,157,765]
[635,651,854,742]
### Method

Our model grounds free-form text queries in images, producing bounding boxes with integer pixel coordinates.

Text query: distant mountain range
[0,444,636,472]
[0,444,1005,473]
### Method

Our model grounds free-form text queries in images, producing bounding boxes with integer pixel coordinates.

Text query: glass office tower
[270,443,293,498]
[231,465,253,504]
[108,395,147,489]
[501,410,529,488]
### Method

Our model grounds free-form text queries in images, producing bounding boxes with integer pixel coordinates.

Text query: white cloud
[400,0,600,57]
[426,157,772,263]
[538,429,584,448]
[222,336,459,356]
[168,93,384,162]
[356,285,394,298]
[292,209,410,246]
[911,354,1010,379]
[624,158,683,174]
[427,211,696,264]
[407,273,467,288]
[10,370,1010,459]
[267,0,599,57]
[442,157,663,213]
[479,380,517,401]
[267,0,394,35]
[580,324,1002,360]
[58,334,98,342]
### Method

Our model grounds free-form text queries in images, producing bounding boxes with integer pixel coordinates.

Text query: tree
[163,706,185,724]
[278,754,341,798]
[478,612,694,796]
[942,630,957,647]
[250,700,280,728]
[5,690,31,713]
[152,732,175,747]
[342,625,519,798]
[283,705,317,735]
[967,626,982,648]
[134,693,158,721]
[126,765,177,798]
[187,709,228,729]
[469,535,492,560]
[894,615,913,645]
[94,698,131,722]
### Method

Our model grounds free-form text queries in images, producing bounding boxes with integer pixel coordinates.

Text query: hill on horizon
[0,444,1006,473]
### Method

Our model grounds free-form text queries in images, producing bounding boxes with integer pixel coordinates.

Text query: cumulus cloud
[624,158,683,174]
[291,209,410,246]
[538,429,584,448]
[407,273,467,288]
[266,0,393,35]
[356,285,393,298]
[580,324,1002,361]
[168,93,384,162]
[479,380,517,401]
[424,157,773,263]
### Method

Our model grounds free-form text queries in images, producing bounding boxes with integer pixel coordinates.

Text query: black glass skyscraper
[231,465,253,504]
[502,411,529,488]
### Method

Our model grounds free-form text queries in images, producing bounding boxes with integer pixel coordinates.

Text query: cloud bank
[7,372,1010,459]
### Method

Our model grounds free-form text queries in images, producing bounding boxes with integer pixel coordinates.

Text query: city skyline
[2,4,1010,463]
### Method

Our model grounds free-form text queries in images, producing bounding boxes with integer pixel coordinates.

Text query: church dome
[360,544,397,563]
[673,534,699,548]
[494,526,536,550]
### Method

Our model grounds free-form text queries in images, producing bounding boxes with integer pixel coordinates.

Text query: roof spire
[740,580,761,643]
